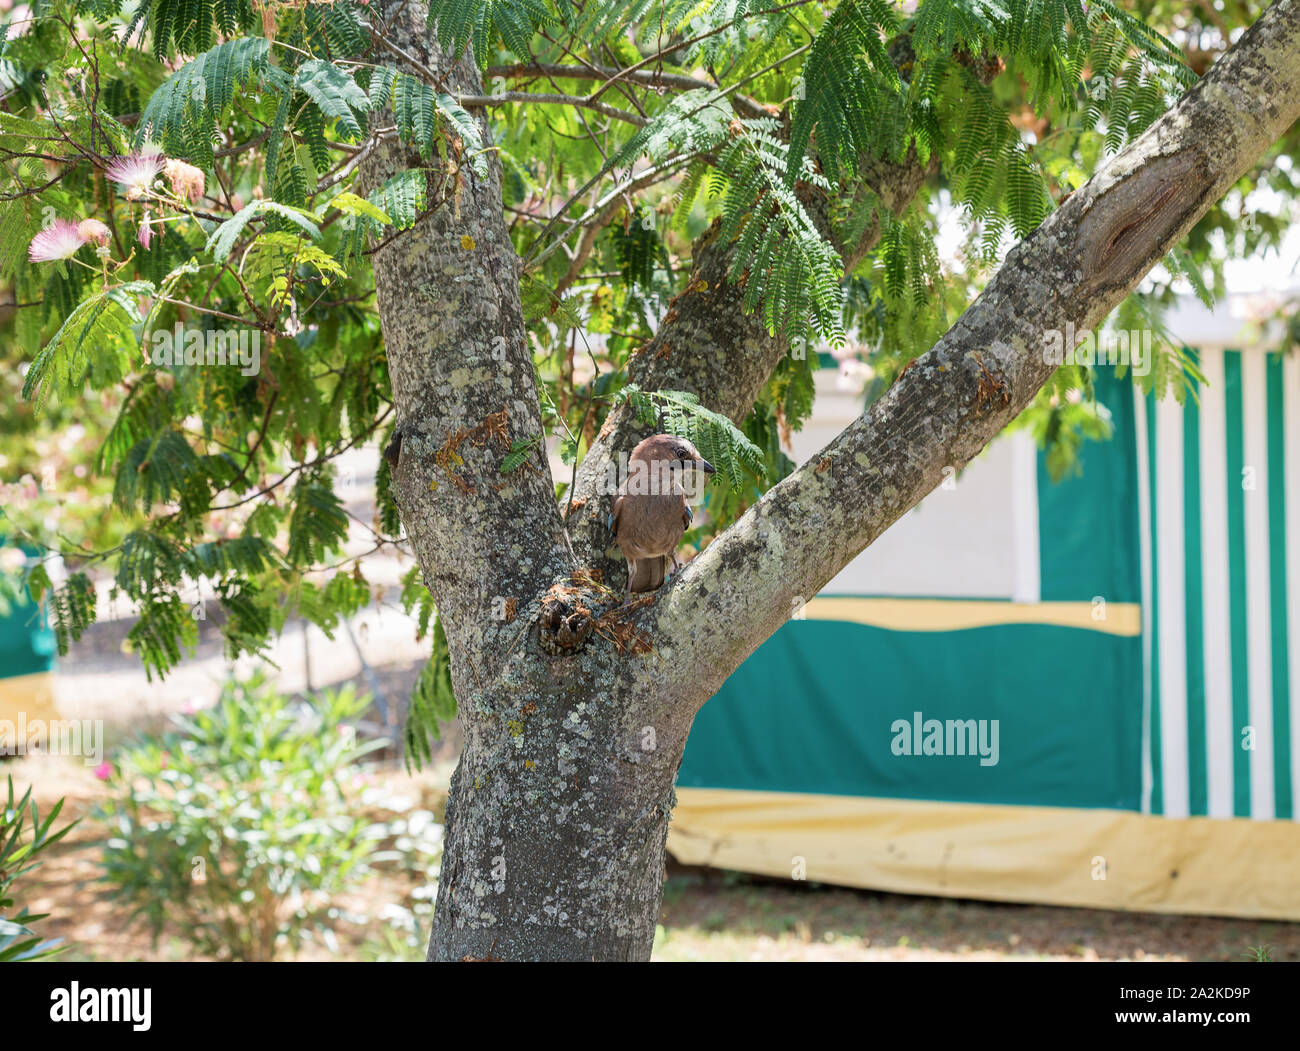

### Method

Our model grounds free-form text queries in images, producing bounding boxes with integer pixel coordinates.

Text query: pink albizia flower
[93,761,113,781]
[105,149,165,200]
[28,219,87,262]
[163,158,205,204]
[138,208,154,250]
[77,218,111,247]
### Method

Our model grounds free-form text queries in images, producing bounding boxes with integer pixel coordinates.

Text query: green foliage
[500,434,543,473]
[370,66,487,174]
[294,58,370,144]
[621,383,767,491]
[38,570,98,659]
[429,0,557,66]
[687,386,798,549]
[206,201,322,262]
[21,283,152,409]
[715,120,846,345]
[286,475,349,567]
[95,674,385,961]
[398,562,456,771]
[792,0,1191,256]
[787,0,901,184]
[0,777,78,961]
[404,614,457,772]
[606,97,845,344]
[136,37,273,167]
[135,0,257,61]
[367,170,429,231]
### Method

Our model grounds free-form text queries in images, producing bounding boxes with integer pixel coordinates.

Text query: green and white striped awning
[1136,346,1299,820]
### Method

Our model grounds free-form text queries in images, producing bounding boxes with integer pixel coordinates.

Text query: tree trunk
[427,656,697,961]
[360,0,1300,961]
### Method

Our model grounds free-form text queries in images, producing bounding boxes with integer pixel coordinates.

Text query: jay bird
[609,434,716,604]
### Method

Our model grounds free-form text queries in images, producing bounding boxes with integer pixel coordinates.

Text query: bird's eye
[677,449,688,459]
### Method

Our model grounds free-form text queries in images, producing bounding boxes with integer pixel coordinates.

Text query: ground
[14,751,1297,963]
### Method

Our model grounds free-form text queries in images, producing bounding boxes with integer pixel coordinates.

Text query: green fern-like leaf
[22,281,154,410]
[367,169,428,231]
[286,476,349,566]
[116,529,186,597]
[46,572,97,658]
[428,0,556,66]
[294,59,370,144]
[126,589,198,681]
[714,120,846,345]
[788,0,902,182]
[404,613,456,771]
[621,384,767,490]
[136,37,272,167]
[112,430,203,514]
[205,199,322,262]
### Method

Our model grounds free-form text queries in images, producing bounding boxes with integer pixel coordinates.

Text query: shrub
[97,674,386,961]
[0,776,77,961]
[355,782,444,961]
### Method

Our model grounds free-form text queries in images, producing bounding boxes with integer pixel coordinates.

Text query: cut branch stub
[538,584,594,655]
[1075,149,1211,298]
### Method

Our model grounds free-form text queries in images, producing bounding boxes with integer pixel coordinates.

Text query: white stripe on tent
[1156,395,1189,818]
[1010,432,1041,604]
[1135,387,1155,816]
[1285,350,1300,824]
[1242,350,1275,820]
[1199,348,1235,819]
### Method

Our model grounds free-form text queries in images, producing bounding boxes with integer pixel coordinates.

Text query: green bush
[355,782,444,961]
[96,674,386,961]
[1,776,77,961]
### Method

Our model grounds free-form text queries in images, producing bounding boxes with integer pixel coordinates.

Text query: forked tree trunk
[359,0,1300,960]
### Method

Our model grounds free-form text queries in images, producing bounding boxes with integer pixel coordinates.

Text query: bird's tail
[628,555,665,593]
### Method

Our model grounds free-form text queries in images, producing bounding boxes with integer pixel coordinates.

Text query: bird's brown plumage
[609,434,715,603]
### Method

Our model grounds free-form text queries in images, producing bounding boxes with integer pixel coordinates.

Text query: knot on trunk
[538,585,593,655]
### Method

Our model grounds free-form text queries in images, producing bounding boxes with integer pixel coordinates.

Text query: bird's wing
[681,501,693,531]
[608,495,623,538]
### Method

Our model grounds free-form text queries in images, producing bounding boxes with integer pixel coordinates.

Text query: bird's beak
[699,459,716,475]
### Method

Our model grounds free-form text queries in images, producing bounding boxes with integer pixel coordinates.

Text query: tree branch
[485,62,772,121]
[459,91,647,126]
[562,37,962,567]
[359,0,574,675]
[638,0,1300,706]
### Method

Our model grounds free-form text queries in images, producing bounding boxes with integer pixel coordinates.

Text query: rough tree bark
[362,0,1300,960]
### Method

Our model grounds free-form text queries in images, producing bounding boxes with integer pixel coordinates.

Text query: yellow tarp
[802,596,1142,636]
[669,788,1300,920]
[0,671,58,751]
